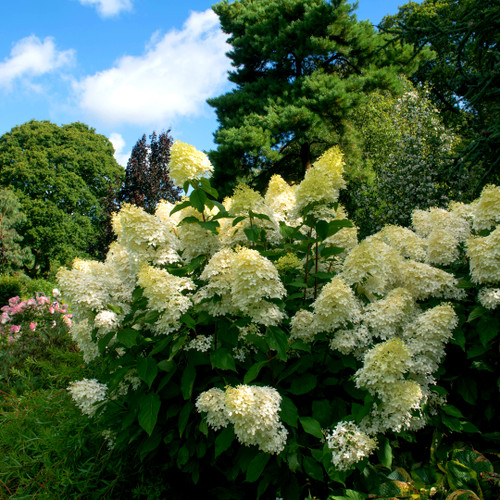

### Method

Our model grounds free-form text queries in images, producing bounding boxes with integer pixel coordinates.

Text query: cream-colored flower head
[137,264,195,335]
[341,236,403,298]
[115,203,180,266]
[193,247,286,325]
[327,421,377,470]
[412,207,470,242]
[294,146,346,216]
[362,287,418,341]
[473,184,500,231]
[169,140,213,187]
[404,303,457,378]
[397,260,463,300]
[466,227,500,284]
[197,385,288,454]
[264,174,297,223]
[312,277,361,333]
[355,337,410,394]
[375,226,426,262]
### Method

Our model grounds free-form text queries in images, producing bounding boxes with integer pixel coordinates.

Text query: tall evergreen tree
[120,131,181,214]
[208,0,420,195]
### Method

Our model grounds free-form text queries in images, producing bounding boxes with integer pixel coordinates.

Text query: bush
[0,291,77,394]
[0,275,23,306]
[57,142,500,499]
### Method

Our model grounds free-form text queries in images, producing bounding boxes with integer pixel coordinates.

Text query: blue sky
[0,0,412,167]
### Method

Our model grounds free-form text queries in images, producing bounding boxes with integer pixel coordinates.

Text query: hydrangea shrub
[58,140,500,498]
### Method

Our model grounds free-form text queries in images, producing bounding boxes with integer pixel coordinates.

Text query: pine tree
[208,0,419,195]
[120,131,181,214]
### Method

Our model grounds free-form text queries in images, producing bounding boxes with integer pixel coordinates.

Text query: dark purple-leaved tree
[120,131,182,214]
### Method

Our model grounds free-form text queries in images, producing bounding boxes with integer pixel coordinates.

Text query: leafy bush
[0,275,23,306]
[0,292,77,394]
[57,141,500,499]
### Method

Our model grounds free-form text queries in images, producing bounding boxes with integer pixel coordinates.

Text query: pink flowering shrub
[0,292,75,392]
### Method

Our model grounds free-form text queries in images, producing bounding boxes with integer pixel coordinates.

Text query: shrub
[0,291,77,394]
[0,275,23,306]
[57,142,500,499]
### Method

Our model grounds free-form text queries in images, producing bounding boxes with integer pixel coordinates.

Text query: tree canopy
[208,0,421,194]
[0,188,34,274]
[381,0,500,193]
[120,131,181,214]
[0,120,124,276]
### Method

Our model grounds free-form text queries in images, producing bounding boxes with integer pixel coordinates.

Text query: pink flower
[8,296,20,307]
[49,306,55,314]
[27,298,37,307]
[62,315,72,328]
[29,322,37,331]
[9,325,21,334]
[1,312,9,325]
[37,296,50,305]
[7,335,16,343]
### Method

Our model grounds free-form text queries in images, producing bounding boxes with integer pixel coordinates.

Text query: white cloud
[74,9,231,126]
[0,35,74,89]
[109,132,130,167]
[76,0,132,18]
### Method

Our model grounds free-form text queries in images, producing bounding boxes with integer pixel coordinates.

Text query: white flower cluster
[194,247,286,325]
[326,421,377,470]
[169,140,214,187]
[185,335,213,352]
[67,378,108,417]
[196,385,288,454]
[137,265,195,335]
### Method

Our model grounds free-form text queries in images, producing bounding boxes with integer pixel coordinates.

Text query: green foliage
[208,0,423,195]
[343,80,470,236]
[381,0,500,195]
[0,187,33,273]
[0,292,77,395]
[0,274,23,306]
[0,120,124,276]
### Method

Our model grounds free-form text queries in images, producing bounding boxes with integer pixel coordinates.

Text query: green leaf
[280,396,299,428]
[376,436,392,468]
[442,405,465,419]
[441,414,462,432]
[289,373,317,395]
[210,348,236,371]
[157,358,176,372]
[190,188,207,212]
[320,245,345,258]
[180,313,196,329]
[243,225,261,242]
[138,392,161,436]
[98,331,116,354]
[169,199,191,215]
[299,417,323,438]
[199,177,218,198]
[244,360,269,384]
[467,306,487,322]
[178,401,193,437]
[265,326,288,361]
[178,215,200,226]
[245,453,271,482]
[144,310,160,324]
[302,455,324,482]
[181,364,196,400]
[215,426,235,458]
[315,220,329,240]
[457,378,478,405]
[107,304,123,315]
[199,220,220,232]
[117,328,139,348]
[249,210,271,221]
[137,357,158,388]
[478,316,499,346]
[232,215,246,226]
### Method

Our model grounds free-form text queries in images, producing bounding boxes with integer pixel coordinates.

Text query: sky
[0,0,412,167]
